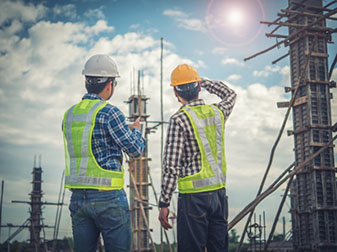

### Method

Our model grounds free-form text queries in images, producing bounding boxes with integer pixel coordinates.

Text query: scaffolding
[127,70,153,252]
[1,157,63,252]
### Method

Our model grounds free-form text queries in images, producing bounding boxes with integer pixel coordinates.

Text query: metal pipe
[263,211,266,243]
[160,36,164,252]
[0,180,4,241]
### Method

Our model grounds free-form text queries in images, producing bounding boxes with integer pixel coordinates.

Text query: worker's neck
[179,96,198,105]
[98,86,114,101]
[97,92,108,100]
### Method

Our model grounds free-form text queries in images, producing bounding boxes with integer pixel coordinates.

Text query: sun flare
[227,8,244,26]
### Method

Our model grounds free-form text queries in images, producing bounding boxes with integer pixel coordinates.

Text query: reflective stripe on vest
[63,100,124,190]
[178,105,226,193]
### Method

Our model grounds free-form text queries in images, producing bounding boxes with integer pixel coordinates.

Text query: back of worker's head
[82,54,120,94]
[85,76,116,94]
[174,82,200,101]
[170,64,201,102]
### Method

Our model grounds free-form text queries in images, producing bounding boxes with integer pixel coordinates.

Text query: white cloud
[0,0,46,25]
[221,56,244,67]
[163,9,187,18]
[196,60,207,68]
[212,47,227,55]
[84,7,105,20]
[195,50,204,56]
[87,20,114,35]
[52,4,77,19]
[253,70,269,77]
[227,74,242,82]
[280,65,290,86]
[89,32,156,55]
[129,23,140,29]
[163,9,206,33]
[0,88,5,101]
[253,65,281,77]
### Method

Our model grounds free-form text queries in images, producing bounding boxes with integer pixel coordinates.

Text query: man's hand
[158,207,172,230]
[129,117,141,130]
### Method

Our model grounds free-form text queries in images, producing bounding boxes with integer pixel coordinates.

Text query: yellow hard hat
[170,64,201,86]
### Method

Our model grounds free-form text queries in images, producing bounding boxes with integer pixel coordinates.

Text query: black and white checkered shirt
[159,78,237,207]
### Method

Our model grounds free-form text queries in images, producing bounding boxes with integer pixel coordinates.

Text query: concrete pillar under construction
[287,0,337,251]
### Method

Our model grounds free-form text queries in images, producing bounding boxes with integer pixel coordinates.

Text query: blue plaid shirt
[82,93,145,171]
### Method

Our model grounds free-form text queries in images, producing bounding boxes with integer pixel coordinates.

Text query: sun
[227,8,244,26]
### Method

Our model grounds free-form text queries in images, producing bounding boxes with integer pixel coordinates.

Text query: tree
[229,229,240,243]
[272,233,284,241]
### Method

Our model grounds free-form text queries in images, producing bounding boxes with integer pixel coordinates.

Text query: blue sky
[0,0,336,245]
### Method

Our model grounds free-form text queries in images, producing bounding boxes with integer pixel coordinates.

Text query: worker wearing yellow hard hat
[159,64,237,252]
[170,64,202,86]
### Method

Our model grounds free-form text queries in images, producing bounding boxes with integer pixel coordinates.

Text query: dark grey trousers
[177,188,228,252]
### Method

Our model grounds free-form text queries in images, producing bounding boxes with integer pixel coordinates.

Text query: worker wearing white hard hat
[62,54,145,252]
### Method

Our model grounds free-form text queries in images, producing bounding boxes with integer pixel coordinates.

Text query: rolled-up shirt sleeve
[201,78,237,120]
[107,107,145,158]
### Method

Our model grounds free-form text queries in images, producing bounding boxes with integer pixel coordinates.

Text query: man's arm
[159,116,184,207]
[107,107,145,158]
[158,116,184,229]
[201,78,237,120]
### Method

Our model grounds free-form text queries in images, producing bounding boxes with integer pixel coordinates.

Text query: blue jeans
[177,188,228,252]
[69,189,131,252]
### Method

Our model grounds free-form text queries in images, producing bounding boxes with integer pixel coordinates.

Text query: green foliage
[272,233,285,241]
[229,229,249,252]
[153,230,250,252]
[154,243,177,252]
[229,229,240,243]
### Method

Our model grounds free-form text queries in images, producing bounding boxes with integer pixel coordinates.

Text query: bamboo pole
[229,134,337,230]
[263,175,294,251]
[281,8,337,20]
[244,8,337,61]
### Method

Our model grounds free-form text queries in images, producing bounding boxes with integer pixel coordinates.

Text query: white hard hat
[82,54,120,78]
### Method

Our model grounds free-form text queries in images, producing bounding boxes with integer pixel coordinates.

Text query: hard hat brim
[170,78,201,87]
[83,71,120,78]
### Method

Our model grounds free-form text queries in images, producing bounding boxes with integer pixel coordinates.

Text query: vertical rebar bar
[263,211,266,244]
[259,214,262,252]
[0,180,4,242]
[283,216,286,239]
[160,37,164,252]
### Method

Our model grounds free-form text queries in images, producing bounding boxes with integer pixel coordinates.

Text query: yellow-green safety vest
[63,99,124,190]
[178,104,227,193]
